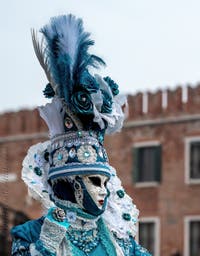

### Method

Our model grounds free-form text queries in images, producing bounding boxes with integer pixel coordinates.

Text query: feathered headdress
[32,14,105,102]
[32,14,127,135]
[29,14,130,186]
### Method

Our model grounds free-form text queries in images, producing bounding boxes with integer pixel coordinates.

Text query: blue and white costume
[11,14,151,256]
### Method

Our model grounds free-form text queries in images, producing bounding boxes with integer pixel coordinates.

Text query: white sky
[1,0,200,113]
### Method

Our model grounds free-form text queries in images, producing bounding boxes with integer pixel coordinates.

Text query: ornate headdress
[22,14,139,238]
[31,14,127,181]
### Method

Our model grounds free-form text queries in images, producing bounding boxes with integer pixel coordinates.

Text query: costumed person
[11,14,151,256]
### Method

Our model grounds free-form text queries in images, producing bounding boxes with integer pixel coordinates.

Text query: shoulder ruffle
[11,217,44,243]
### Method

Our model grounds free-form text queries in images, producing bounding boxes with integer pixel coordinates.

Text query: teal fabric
[11,215,152,255]
[11,217,44,255]
[11,217,44,243]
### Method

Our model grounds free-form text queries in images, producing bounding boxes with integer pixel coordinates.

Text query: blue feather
[40,14,105,102]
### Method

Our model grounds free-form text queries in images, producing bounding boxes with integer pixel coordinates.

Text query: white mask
[82,174,109,209]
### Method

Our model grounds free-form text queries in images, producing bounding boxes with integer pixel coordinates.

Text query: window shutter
[133,148,139,182]
[154,145,162,182]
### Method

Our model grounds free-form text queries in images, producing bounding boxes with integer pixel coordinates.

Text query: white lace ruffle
[22,141,55,211]
[103,167,139,239]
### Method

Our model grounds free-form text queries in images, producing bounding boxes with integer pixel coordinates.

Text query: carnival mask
[74,174,110,216]
[82,174,109,208]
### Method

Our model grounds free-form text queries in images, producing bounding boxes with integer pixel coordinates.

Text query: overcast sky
[1,0,200,113]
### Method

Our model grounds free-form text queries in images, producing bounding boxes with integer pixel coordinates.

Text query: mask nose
[99,185,107,197]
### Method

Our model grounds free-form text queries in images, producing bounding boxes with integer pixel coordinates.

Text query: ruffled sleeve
[10,217,44,256]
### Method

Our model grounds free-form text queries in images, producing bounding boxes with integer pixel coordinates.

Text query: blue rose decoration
[71,90,93,114]
[104,76,119,96]
[116,189,125,198]
[122,213,131,221]
[43,83,55,98]
[101,90,113,114]
[79,70,99,93]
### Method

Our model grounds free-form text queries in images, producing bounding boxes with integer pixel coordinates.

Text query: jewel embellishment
[53,148,68,166]
[34,153,45,167]
[34,167,42,176]
[77,145,97,163]
[52,207,66,222]
[98,149,103,158]
[69,148,76,158]
[78,131,82,137]
[67,228,99,254]
[64,117,73,129]
[66,211,77,223]
[116,189,125,198]
[122,213,131,221]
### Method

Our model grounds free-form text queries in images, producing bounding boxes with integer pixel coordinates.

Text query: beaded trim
[50,131,99,148]
[66,227,99,254]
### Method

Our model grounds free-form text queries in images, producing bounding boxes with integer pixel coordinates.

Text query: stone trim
[124,114,200,128]
[137,217,160,256]
[184,136,200,185]
[184,215,200,256]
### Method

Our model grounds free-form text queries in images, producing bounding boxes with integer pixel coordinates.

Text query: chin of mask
[74,174,110,216]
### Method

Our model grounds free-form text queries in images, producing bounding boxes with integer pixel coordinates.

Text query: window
[133,141,161,186]
[138,217,160,256]
[185,137,200,184]
[184,216,200,256]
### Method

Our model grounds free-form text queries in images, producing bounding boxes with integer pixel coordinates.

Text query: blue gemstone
[57,153,63,160]
[84,151,90,158]
[78,131,82,137]
[122,213,131,221]
[34,167,42,176]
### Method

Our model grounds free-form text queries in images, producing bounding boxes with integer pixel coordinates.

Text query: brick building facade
[0,85,200,255]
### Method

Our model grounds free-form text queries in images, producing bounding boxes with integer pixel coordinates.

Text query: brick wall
[105,84,200,255]
[0,109,48,219]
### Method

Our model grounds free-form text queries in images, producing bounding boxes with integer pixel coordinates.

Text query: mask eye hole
[104,180,108,187]
[88,176,101,187]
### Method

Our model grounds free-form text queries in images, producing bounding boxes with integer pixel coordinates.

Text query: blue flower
[66,211,77,223]
[101,90,113,113]
[116,189,125,198]
[43,83,55,98]
[71,89,93,114]
[79,70,99,93]
[122,213,131,221]
[104,76,119,96]
[34,167,42,176]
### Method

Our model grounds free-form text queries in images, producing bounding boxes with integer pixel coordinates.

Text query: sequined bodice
[66,226,99,254]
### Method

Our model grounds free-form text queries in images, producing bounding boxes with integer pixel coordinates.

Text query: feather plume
[31,29,57,93]
[39,14,105,102]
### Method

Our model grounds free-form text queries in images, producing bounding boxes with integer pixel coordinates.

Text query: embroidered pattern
[77,145,97,163]
[12,239,30,256]
[53,148,68,166]
[67,228,99,254]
